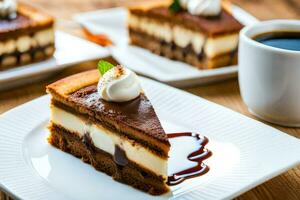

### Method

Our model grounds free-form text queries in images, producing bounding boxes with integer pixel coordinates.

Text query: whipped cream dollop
[0,0,17,19]
[179,0,221,16]
[97,66,142,102]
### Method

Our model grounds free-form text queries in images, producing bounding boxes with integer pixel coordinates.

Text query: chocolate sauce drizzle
[82,130,211,186]
[167,132,211,186]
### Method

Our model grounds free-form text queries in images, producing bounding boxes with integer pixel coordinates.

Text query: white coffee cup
[238,20,300,127]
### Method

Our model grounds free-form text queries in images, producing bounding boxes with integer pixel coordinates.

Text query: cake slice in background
[0,1,55,70]
[128,0,243,69]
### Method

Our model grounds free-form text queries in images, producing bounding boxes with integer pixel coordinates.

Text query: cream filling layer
[50,106,168,178]
[128,14,239,58]
[0,28,54,56]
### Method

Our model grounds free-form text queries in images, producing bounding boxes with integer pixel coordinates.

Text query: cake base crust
[48,123,169,195]
[129,30,237,69]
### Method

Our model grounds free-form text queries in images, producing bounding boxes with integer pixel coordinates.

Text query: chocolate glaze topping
[69,85,169,145]
[0,13,53,40]
[167,132,211,186]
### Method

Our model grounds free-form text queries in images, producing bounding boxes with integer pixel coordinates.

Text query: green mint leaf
[97,60,115,76]
[169,0,181,13]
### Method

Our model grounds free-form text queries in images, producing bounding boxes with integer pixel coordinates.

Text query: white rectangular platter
[0,77,299,200]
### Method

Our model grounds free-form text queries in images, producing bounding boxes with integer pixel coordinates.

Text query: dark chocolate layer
[48,123,169,195]
[130,7,243,37]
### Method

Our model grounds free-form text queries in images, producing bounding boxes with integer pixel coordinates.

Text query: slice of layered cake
[128,0,243,69]
[0,1,55,70]
[46,61,170,195]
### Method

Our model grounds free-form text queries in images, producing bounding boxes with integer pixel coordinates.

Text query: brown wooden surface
[1,0,300,199]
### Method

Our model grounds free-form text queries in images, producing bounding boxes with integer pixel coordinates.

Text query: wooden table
[1,0,299,199]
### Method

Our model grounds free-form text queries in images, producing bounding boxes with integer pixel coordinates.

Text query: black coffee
[254,31,300,51]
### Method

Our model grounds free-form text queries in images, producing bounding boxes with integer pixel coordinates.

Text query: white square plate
[74,7,259,87]
[0,77,299,200]
[0,31,110,91]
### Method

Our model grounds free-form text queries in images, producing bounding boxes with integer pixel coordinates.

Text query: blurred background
[25,0,300,20]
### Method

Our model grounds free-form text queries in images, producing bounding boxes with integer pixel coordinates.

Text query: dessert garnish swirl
[0,0,17,19]
[170,0,221,16]
[167,132,211,186]
[97,60,142,102]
